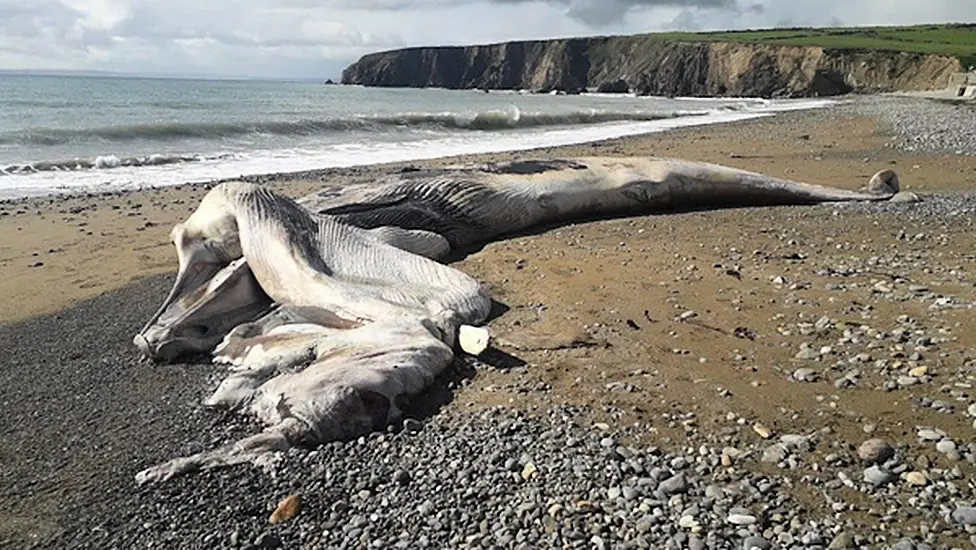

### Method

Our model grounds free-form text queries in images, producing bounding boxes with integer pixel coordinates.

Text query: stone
[857,438,894,464]
[392,469,411,485]
[908,366,928,377]
[903,471,928,486]
[897,376,918,386]
[792,368,819,382]
[950,507,976,525]
[780,434,812,452]
[743,536,771,550]
[761,443,788,463]
[521,462,538,481]
[935,439,957,455]
[658,474,688,495]
[403,418,423,434]
[828,532,856,549]
[795,347,820,360]
[269,494,301,525]
[254,533,283,548]
[752,423,772,439]
[863,465,894,487]
[889,191,921,203]
[727,514,757,525]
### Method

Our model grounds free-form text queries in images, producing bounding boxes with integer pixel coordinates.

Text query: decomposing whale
[133,156,906,483]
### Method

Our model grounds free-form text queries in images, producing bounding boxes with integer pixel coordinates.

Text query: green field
[654,23,976,69]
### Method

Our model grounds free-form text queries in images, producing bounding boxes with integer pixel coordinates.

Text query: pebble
[828,532,856,549]
[761,443,788,463]
[857,438,894,464]
[254,533,282,548]
[863,465,895,487]
[897,375,918,386]
[678,515,699,529]
[935,439,956,455]
[658,473,688,495]
[402,418,423,434]
[903,471,928,486]
[950,507,976,525]
[743,535,771,550]
[792,367,819,382]
[908,366,928,377]
[752,423,772,439]
[727,513,757,525]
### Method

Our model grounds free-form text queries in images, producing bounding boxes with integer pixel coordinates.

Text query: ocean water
[0,75,835,199]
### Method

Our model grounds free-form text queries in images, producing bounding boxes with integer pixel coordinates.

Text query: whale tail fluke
[865,169,900,196]
[865,169,922,203]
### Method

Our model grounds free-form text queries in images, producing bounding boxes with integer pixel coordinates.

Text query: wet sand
[1,101,974,548]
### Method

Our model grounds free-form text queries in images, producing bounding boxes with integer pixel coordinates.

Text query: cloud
[0,0,974,78]
[492,0,737,27]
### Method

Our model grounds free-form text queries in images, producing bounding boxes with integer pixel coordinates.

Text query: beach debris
[269,494,301,524]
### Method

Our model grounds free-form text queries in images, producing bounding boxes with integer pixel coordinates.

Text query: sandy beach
[1,97,975,548]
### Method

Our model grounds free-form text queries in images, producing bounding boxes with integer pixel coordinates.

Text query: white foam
[93,155,121,169]
[0,99,836,200]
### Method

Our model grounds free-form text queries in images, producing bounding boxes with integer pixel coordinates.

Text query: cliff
[340,36,963,98]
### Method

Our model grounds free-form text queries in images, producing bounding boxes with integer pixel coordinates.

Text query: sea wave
[0,107,716,147]
[0,152,227,175]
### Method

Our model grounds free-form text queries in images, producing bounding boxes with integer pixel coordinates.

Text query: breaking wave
[0,107,714,147]
[0,152,231,176]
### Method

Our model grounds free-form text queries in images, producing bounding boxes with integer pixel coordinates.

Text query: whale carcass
[133,156,904,483]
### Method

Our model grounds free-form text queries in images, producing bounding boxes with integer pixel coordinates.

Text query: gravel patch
[840,95,976,156]
[3,262,974,549]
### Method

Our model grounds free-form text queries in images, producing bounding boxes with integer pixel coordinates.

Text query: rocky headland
[341,36,962,98]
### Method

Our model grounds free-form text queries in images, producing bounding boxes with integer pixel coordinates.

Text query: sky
[0,0,973,80]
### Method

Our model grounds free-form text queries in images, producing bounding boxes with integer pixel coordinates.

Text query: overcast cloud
[0,0,973,79]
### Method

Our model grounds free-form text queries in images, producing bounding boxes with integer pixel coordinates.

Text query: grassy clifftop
[342,23,969,97]
[655,23,976,69]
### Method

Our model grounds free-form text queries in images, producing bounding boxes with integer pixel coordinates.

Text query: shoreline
[0,95,837,202]
[1,94,975,549]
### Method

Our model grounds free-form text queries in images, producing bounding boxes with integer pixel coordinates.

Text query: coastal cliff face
[341,37,962,98]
